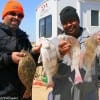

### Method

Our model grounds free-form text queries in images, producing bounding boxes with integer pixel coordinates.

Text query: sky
[0,0,43,42]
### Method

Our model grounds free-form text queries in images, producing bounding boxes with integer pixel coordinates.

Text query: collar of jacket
[0,22,28,38]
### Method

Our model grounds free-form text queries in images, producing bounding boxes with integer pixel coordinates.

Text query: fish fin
[74,73,83,84]
[38,54,42,64]
[47,82,55,89]
[45,50,51,62]
[74,68,83,84]
[23,90,31,98]
[71,65,75,72]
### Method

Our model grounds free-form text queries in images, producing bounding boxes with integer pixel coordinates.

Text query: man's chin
[10,25,18,29]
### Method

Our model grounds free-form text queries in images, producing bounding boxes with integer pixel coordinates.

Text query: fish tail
[84,68,92,82]
[45,50,51,61]
[23,89,31,98]
[74,69,83,84]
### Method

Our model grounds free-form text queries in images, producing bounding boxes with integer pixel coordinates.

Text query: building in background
[36,0,100,41]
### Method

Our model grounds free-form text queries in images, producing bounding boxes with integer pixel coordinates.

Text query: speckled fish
[38,37,60,88]
[18,50,36,97]
[83,32,100,82]
[58,34,83,84]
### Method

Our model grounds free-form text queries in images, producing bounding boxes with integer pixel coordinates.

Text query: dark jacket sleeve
[0,52,14,67]
[0,29,16,69]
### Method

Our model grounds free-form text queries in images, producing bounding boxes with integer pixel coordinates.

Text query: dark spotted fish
[18,50,36,97]
[83,32,100,82]
[58,34,83,84]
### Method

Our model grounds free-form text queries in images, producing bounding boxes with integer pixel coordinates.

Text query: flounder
[83,32,100,82]
[58,34,83,84]
[38,37,60,88]
[18,50,36,97]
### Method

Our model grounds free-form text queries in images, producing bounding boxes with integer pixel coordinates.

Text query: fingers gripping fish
[58,34,83,84]
[38,37,60,88]
[83,32,100,82]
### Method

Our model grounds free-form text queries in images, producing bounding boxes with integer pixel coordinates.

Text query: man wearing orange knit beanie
[0,0,41,100]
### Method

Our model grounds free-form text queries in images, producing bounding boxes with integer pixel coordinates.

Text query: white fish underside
[58,34,83,84]
[39,35,83,85]
[39,37,60,87]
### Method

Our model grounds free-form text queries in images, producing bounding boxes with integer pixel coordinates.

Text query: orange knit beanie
[2,0,24,19]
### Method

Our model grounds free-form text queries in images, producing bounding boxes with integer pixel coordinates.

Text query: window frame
[39,15,52,38]
[91,10,99,26]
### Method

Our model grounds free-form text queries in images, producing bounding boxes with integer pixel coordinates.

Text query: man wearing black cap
[48,6,99,100]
